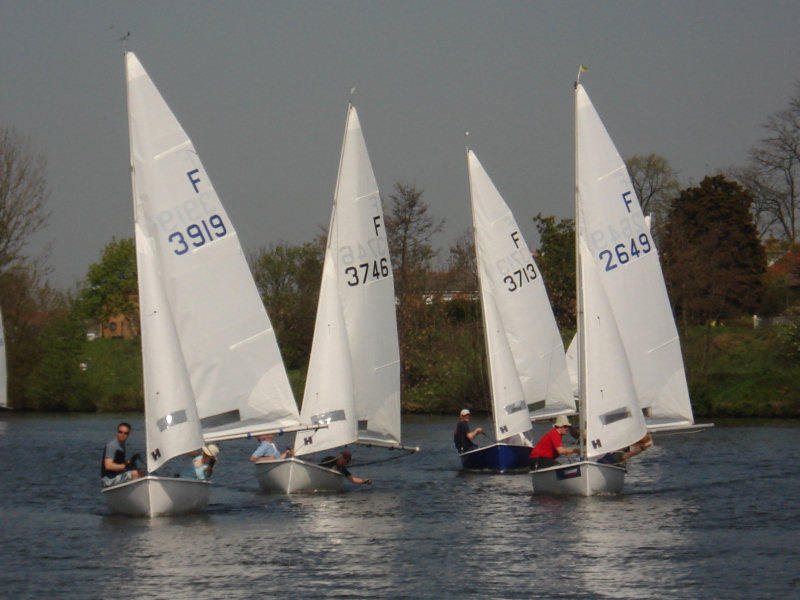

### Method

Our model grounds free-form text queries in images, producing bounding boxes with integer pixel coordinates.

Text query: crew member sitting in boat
[453,408,483,453]
[100,422,145,487]
[529,415,579,470]
[182,444,220,480]
[598,433,654,465]
[250,432,293,462]
[319,451,372,485]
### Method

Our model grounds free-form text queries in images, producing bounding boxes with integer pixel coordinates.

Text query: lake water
[0,413,798,599]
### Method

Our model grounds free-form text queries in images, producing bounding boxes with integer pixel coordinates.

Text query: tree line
[3,84,800,415]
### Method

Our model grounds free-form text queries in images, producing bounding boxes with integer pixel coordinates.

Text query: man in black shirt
[453,409,483,454]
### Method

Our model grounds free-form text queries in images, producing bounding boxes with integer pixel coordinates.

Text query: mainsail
[126,52,302,444]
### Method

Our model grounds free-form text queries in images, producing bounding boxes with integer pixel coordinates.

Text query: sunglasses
[118,430,131,435]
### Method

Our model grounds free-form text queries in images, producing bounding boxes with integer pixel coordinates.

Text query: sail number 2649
[598,233,652,271]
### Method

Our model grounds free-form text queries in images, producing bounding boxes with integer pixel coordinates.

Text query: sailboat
[531,78,650,496]
[255,105,417,493]
[103,51,212,516]
[0,307,8,410]
[460,149,574,472]
[104,51,306,515]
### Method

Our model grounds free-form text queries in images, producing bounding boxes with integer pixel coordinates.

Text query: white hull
[101,475,211,517]
[254,458,345,494]
[530,461,625,496]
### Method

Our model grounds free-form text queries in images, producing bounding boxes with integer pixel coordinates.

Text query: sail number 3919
[168,214,228,256]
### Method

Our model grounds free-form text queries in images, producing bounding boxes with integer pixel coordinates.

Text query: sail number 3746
[598,233,652,271]
[344,258,390,286]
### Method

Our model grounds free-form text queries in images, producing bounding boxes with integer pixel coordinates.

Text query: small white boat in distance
[0,306,8,411]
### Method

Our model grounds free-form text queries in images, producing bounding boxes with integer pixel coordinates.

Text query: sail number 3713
[504,263,538,292]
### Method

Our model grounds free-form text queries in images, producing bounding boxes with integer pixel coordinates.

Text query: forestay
[126,52,302,444]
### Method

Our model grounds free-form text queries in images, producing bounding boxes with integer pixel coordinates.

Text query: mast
[574,76,587,459]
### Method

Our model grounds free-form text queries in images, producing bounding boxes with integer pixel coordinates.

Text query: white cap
[460,409,471,416]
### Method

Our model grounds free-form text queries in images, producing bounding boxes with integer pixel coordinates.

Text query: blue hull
[459,443,531,473]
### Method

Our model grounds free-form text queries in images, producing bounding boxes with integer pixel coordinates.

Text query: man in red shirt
[529,414,578,470]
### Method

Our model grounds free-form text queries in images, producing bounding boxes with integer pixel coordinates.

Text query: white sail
[127,53,206,472]
[578,238,646,457]
[575,84,695,430]
[295,223,357,457]
[125,52,302,444]
[575,83,648,455]
[135,225,205,472]
[467,150,573,441]
[0,307,7,408]
[334,106,401,448]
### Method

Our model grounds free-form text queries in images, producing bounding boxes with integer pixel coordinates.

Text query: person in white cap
[453,408,483,454]
[182,444,220,480]
[529,414,578,470]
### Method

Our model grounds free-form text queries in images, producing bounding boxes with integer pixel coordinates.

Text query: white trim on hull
[254,457,345,494]
[530,460,625,497]
[647,419,715,435]
[101,475,211,517]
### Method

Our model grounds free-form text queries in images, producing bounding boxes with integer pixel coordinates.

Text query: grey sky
[2,1,799,289]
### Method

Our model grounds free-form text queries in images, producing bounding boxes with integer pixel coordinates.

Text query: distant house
[99,314,136,339]
[766,242,800,289]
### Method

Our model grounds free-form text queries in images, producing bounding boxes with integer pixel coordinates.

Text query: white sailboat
[531,79,649,496]
[0,307,8,410]
[255,105,417,493]
[105,51,306,515]
[103,51,212,516]
[460,150,574,472]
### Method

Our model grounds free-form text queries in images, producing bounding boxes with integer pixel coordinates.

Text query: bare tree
[384,183,444,302]
[625,153,680,230]
[0,127,51,273]
[738,82,800,241]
